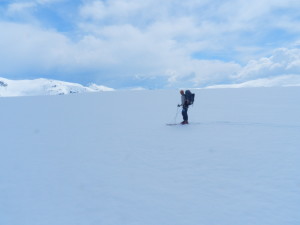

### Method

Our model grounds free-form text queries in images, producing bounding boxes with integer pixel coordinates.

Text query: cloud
[7,2,36,13]
[0,19,242,87]
[5,2,37,22]
[0,22,72,74]
[6,0,64,15]
[1,0,300,88]
[235,48,300,81]
[206,75,300,88]
[36,0,65,4]
[79,0,143,21]
[0,20,299,88]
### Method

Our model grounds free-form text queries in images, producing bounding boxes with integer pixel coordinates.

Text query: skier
[178,90,189,124]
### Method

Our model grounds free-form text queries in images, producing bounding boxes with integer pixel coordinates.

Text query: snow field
[0,88,300,225]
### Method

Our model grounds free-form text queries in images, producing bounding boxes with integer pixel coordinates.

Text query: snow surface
[0,87,300,225]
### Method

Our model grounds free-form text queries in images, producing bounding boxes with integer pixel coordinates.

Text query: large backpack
[185,90,195,105]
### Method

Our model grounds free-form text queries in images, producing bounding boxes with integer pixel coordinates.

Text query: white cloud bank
[206,75,300,88]
[207,48,300,88]
[236,48,300,81]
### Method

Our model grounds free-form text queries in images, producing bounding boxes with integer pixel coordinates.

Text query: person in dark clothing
[178,90,189,124]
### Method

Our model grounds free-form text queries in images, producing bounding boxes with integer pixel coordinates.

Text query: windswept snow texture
[1,88,300,225]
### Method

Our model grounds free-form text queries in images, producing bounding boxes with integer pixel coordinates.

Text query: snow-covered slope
[0,88,300,225]
[0,77,114,97]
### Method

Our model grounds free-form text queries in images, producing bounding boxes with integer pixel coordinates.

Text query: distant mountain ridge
[0,77,114,97]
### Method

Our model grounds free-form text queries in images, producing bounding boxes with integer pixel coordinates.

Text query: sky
[1,0,300,89]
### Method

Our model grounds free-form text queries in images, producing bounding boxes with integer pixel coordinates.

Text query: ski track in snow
[184,121,300,129]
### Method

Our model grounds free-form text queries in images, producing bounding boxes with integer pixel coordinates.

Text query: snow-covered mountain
[0,87,300,225]
[0,77,114,97]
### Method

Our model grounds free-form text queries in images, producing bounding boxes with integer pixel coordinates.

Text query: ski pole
[173,106,180,124]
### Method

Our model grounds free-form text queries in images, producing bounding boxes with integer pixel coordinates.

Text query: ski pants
[182,107,188,121]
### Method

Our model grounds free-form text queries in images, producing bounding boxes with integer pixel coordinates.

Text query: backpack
[185,90,195,105]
